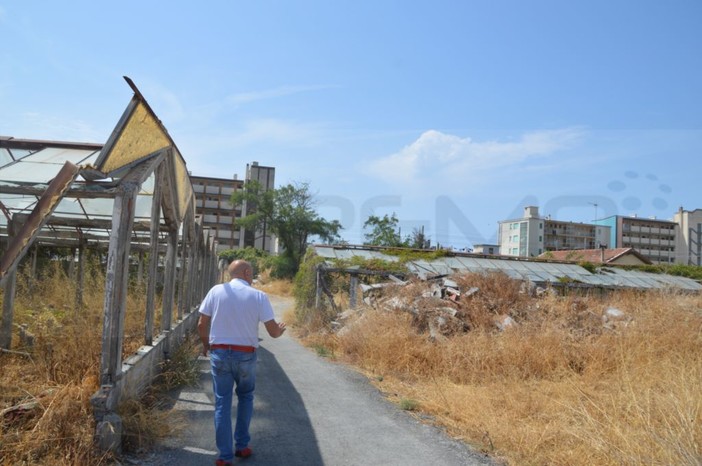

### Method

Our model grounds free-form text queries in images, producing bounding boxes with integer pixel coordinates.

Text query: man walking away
[198,260,286,465]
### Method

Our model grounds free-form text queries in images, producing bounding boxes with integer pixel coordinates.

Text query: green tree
[407,226,431,249]
[232,181,342,277]
[363,213,407,247]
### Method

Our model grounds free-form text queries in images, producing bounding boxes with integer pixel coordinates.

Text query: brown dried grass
[1,259,173,465]
[305,272,702,466]
[256,278,294,297]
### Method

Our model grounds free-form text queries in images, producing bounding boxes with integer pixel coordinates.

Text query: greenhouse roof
[311,244,702,292]
[0,78,195,252]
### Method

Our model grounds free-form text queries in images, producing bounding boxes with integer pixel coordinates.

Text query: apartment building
[190,162,276,254]
[499,206,610,257]
[594,215,677,264]
[237,162,276,252]
[673,207,702,265]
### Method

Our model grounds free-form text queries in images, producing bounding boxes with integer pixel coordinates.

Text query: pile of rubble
[334,272,630,340]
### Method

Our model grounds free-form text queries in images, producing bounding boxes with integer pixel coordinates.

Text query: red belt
[210,344,256,352]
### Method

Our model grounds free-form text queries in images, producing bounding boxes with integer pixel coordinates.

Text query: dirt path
[131,296,496,465]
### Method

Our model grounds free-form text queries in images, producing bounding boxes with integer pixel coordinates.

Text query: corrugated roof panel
[370,250,400,261]
[442,256,466,270]
[503,269,524,279]
[314,246,337,259]
[21,147,96,165]
[429,259,454,275]
[508,261,530,271]
[0,161,63,184]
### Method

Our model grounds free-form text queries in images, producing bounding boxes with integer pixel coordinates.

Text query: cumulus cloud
[367,128,584,187]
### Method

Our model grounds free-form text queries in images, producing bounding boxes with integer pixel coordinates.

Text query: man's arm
[264,319,286,338]
[197,314,211,356]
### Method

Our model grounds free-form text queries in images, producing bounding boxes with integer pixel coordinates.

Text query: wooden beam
[99,182,138,386]
[144,162,163,346]
[0,161,80,288]
[161,228,178,335]
[186,220,201,313]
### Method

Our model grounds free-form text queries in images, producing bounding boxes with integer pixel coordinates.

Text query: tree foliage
[363,213,405,247]
[232,181,341,276]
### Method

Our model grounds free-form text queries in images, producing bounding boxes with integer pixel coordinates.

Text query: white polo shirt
[198,278,275,347]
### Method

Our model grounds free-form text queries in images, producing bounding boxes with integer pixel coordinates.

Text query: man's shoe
[215,460,232,466]
[235,447,253,458]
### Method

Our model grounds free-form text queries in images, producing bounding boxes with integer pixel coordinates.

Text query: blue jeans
[210,349,257,461]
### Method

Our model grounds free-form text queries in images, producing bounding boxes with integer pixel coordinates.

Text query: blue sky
[1,1,700,248]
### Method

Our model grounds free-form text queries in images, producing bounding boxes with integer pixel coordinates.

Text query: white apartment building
[673,207,702,265]
[499,206,610,257]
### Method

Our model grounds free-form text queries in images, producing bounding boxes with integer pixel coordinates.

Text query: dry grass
[302,273,702,466]
[0,259,178,465]
[256,278,294,297]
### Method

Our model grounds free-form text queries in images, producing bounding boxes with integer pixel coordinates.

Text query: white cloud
[227,118,324,146]
[226,85,337,106]
[367,128,584,188]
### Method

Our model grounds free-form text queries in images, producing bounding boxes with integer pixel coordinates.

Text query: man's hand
[201,342,210,357]
[264,319,287,338]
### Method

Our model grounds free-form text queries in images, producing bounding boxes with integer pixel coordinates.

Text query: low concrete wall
[119,307,200,403]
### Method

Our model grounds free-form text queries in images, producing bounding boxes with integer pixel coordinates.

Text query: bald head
[228,260,253,284]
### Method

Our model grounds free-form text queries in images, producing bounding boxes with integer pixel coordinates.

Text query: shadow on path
[137,344,322,465]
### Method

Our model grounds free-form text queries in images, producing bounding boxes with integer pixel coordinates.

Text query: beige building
[499,206,610,257]
[673,207,702,265]
[237,162,276,252]
[595,215,677,264]
[190,162,276,254]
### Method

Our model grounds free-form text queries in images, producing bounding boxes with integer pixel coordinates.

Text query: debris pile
[337,271,631,339]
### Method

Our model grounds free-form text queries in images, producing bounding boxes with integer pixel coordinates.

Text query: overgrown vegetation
[292,252,702,466]
[0,255,196,465]
[619,262,702,280]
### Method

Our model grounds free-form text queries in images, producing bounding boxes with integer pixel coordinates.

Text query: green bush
[268,255,298,279]
[218,247,270,276]
[293,249,333,326]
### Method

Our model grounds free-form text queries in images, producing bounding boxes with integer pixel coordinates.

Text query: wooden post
[99,182,138,386]
[349,274,358,309]
[195,235,206,302]
[161,228,178,334]
[315,266,322,309]
[137,251,144,287]
[69,247,77,279]
[176,219,190,319]
[75,239,85,313]
[186,221,200,313]
[145,168,163,346]
[0,269,16,349]
[0,218,18,349]
[31,245,38,280]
